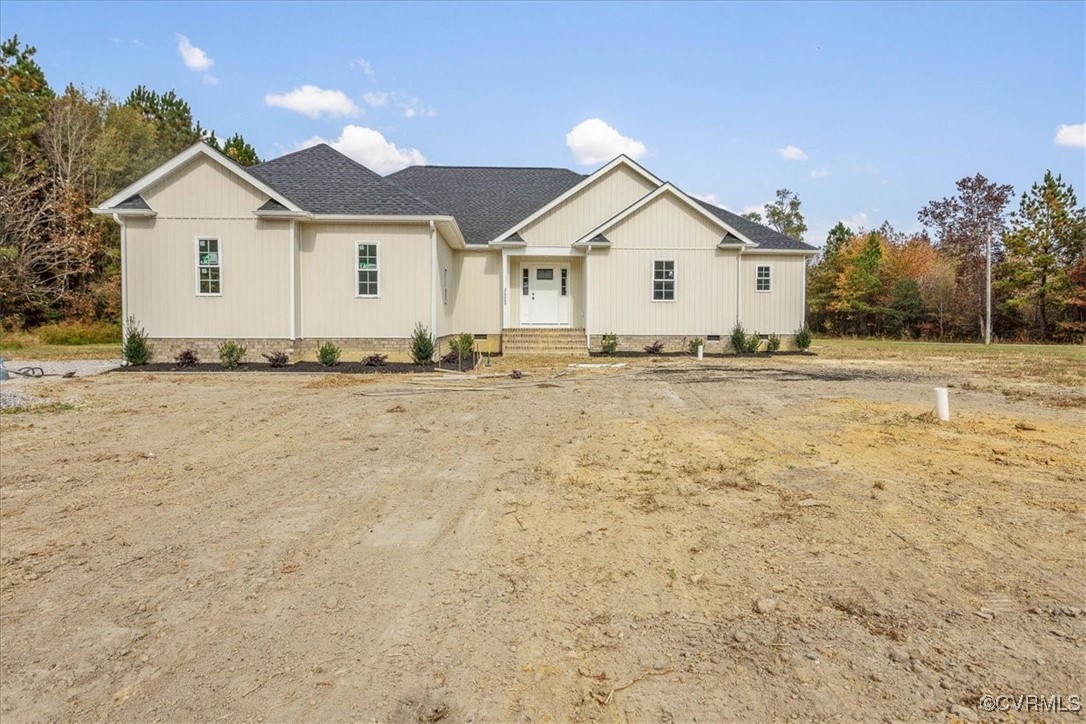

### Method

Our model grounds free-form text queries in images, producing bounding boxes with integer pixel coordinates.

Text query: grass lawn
[0,341,120,361]
[811,337,1085,386]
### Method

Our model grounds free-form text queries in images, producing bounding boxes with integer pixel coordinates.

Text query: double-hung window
[196,237,221,295]
[357,242,379,297]
[756,265,772,292]
[653,260,675,301]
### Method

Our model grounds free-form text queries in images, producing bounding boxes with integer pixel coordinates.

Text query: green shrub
[644,340,665,354]
[729,324,748,354]
[795,326,812,352]
[37,321,121,345]
[744,332,762,354]
[410,323,435,364]
[450,332,474,360]
[317,341,341,367]
[687,337,705,355]
[263,350,289,367]
[217,340,246,369]
[766,334,781,353]
[175,348,199,368]
[122,316,150,366]
[600,333,618,355]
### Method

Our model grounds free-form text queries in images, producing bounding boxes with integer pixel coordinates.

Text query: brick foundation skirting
[590,334,799,354]
[147,335,505,363]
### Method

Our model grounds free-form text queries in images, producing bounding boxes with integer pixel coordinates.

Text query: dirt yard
[1,347,1083,722]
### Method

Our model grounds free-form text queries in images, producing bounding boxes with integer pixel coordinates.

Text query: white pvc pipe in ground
[934,387,950,421]
[697,344,704,360]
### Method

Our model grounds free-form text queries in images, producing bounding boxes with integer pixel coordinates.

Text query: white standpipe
[697,344,704,360]
[934,388,950,422]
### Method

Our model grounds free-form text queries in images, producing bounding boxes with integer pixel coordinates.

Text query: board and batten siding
[589,192,738,336]
[739,255,807,335]
[519,165,656,246]
[298,222,433,339]
[451,251,502,335]
[125,156,292,339]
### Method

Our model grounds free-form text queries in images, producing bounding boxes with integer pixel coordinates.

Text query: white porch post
[736,248,743,327]
[430,221,438,360]
[584,246,591,349]
[501,248,510,328]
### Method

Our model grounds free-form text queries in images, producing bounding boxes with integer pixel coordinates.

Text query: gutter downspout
[430,220,438,361]
[289,220,297,342]
[114,214,128,339]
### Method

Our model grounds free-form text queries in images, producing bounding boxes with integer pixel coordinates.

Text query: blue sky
[4,1,1084,244]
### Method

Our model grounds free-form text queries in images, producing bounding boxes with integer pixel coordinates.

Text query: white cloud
[692,192,722,206]
[396,94,436,119]
[840,212,869,230]
[351,58,376,81]
[298,125,425,174]
[265,85,361,118]
[176,35,213,72]
[741,203,769,219]
[565,118,647,166]
[1055,123,1085,148]
[202,75,220,86]
[777,145,809,161]
[363,91,388,107]
[810,166,830,178]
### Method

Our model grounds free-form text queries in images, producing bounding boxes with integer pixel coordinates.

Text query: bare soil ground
[1,348,1083,722]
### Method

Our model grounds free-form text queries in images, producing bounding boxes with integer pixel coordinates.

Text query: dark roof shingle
[695,199,816,251]
[116,194,151,210]
[386,166,585,245]
[249,144,443,216]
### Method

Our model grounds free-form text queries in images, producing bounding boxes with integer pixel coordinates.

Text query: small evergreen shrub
[317,341,341,367]
[410,323,435,364]
[600,333,618,355]
[174,348,199,368]
[363,353,387,366]
[450,332,474,360]
[729,324,749,354]
[122,316,150,366]
[217,341,246,369]
[644,340,665,355]
[263,350,289,367]
[766,334,781,353]
[687,337,705,355]
[795,325,812,352]
[744,332,762,354]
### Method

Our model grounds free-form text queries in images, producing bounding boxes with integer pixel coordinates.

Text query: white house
[93,142,816,360]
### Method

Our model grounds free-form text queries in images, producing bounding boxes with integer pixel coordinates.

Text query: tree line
[0,36,259,329]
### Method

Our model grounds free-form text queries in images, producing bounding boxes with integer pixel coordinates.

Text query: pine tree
[1002,172,1086,339]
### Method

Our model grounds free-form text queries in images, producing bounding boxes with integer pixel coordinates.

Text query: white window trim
[194,236,222,297]
[652,258,677,303]
[355,240,380,298]
[756,263,773,293]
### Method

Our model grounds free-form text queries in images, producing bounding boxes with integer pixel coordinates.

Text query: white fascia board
[740,247,819,256]
[255,210,310,220]
[485,155,664,246]
[308,214,456,223]
[90,207,156,217]
[504,245,582,257]
[97,142,303,213]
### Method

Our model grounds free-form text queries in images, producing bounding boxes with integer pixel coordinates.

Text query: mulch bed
[590,351,814,359]
[113,358,478,374]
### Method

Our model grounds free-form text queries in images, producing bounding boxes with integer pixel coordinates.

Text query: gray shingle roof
[249,144,444,216]
[695,199,816,251]
[256,198,290,212]
[116,194,151,210]
[386,166,585,245]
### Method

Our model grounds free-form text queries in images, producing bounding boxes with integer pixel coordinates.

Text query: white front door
[519,264,567,325]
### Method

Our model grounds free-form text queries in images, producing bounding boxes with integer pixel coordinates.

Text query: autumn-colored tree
[829,233,885,334]
[917,174,1014,338]
[1001,172,1086,339]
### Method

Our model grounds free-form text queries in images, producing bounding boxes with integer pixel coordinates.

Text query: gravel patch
[0,389,50,410]
[0,359,120,379]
